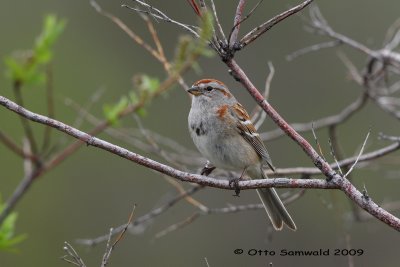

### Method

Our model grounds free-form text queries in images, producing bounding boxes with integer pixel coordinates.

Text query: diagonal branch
[240,0,313,49]
[0,130,38,162]
[308,5,377,57]
[228,0,246,49]
[224,58,400,231]
[209,0,227,45]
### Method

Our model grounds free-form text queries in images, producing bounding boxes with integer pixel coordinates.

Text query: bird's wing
[230,102,275,171]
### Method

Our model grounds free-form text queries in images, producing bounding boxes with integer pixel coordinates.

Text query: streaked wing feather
[231,103,275,171]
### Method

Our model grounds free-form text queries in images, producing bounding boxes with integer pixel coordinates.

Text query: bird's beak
[187,86,202,96]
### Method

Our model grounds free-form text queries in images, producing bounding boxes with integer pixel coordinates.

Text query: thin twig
[227,0,265,49]
[122,1,200,38]
[308,5,377,57]
[0,170,39,224]
[61,242,86,267]
[260,93,368,141]
[101,205,136,267]
[253,61,274,129]
[311,122,326,161]
[155,212,200,239]
[41,64,55,153]
[209,0,226,45]
[379,133,400,142]
[204,257,210,267]
[384,17,400,50]
[344,129,370,178]
[0,130,38,162]
[240,0,313,48]
[154,188,305,239]
[186,0,202,17]
[329,126,362,221]
[13,82,38,155]
[271,141,400,176]
[328,134,343,176]
[286,40,341,61]
[91,0,161,60]
[77,185,204,246]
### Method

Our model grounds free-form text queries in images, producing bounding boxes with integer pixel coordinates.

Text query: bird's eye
[206,86,213,91]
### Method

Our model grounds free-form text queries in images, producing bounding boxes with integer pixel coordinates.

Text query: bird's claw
[229,178,242,197]
[200,161,216,176]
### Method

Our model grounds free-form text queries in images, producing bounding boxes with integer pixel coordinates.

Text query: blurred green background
[1,0,400,266]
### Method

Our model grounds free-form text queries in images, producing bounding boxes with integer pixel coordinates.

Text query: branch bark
[1,93,400,230]
[224,59,400,231]
[0,95,334,189]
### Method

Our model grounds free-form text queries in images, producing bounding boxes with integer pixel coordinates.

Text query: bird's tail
[256,188,296,231]
[254,171,296,231]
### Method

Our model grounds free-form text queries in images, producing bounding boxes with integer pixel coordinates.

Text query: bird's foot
[200,161,216,176]
[229,177,243,197]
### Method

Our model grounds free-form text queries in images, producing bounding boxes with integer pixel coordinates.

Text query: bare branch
[61,242,86,267]
[253,61,274,129]
[286,40,341,61]
[384,17,400,50]
[0,130,38,162]
[204,257,210,267]
[260,93,368,141]
[228,0,246,49]
[155,189,305,239]
[0,95,339,188]
[311,122,326,161]
[77,185,204,246]
[122,1,200,38]
[41,64,55,153]
[13,82,38,155]
[186,0,202,17]
[155,212,200,239]
[0,170,39,224]
[328,131,344,177]
[240,0,313,48]
[101,206,136,267]
[91,0,164,61]
[308,5,377,57]
[209,0,227,44]
[224,58,400,230]
[271,141,400,176]
[379,133,400,142]
[1,95,400,230]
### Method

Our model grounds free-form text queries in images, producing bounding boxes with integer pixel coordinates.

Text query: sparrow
[187,78,296,231]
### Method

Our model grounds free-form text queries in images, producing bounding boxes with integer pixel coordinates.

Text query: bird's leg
[229,167,248,197]
[200,161,216,176]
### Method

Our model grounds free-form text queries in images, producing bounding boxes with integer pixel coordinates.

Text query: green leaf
[135,75,160,94]
[128,91,139,105]
[136,107,147,117]
[4,56,25,82]
[103,96,129,125]
[4,14,66,85]
[34,15,66,64]
[0,195,26,252]
[198,11,214,42]
[173,35,192,70]
[171,12,214,71]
